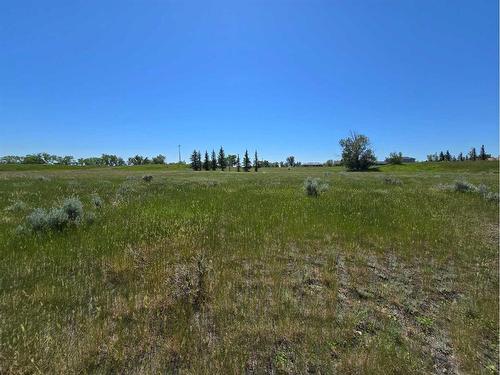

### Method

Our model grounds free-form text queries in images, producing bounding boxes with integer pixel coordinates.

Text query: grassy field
[0,162,498,374]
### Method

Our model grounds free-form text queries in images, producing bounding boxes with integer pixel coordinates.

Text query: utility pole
[178,145,181,163]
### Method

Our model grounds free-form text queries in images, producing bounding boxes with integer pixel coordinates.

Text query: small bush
[61,197,83,221]
[26,208,49,231]
[142,175,153,182]
[303,177,329,197]
[4,200,28,212]
[85,211,96,224]
[383,176,403,185]
[453,180,477,193]
[91,193,103,209]
[23,197,87,233]
[46,208,69,230]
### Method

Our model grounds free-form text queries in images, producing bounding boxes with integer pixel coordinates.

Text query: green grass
[0,161,498,373]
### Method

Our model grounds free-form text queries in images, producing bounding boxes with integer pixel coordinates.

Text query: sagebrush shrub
[23,197,87,233]
[142,175,153,182]
[384,176,402,185]
[46,208,70,230]
[85,211,96,224]
[303,177,329,197]
[453,180,477,193]
[91,194,103,209]
[26,208,49,231]
[62,197,83,221]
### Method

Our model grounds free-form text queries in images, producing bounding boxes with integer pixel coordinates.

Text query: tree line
[426,145,491,162]
[190,147,259,172]
[0,153,168,166]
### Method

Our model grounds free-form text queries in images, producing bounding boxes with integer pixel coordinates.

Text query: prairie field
[0,162,498,374]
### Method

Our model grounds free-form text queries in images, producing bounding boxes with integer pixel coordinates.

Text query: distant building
[303,162,323,167]
[401,156,416,163]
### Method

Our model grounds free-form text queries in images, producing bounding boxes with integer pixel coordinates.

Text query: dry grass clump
[4,199,28,212]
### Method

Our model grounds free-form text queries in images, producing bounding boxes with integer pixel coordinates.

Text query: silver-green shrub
[26,208,49,231]
[91,193,103,209]
[453,180,478,193]
[384,176,403,185]
[303,177,329,197]
[61,197,83,221]
[46,208,69,230]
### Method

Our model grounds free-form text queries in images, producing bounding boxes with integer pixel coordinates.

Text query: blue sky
[1,0,498,162]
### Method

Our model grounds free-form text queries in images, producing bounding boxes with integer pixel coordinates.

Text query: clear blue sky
[1,0,498,162]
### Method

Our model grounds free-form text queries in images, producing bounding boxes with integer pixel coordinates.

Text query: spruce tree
[445,150,451,161]
[469,147,477,161]
[458,152,463,161]
[211,150,217,170]
[236,154,241,172]
[190,150,198,171]
[218,146,226,171]
[439,151,444,162]
[254,150,259,172]
[203,151,210,171]
[479,145,487,160]
[197,151,202,170]
[243,150,251,172]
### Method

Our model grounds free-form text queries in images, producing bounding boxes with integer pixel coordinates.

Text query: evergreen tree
[479,145,487,160]
[203,151,210,171]
[439,151,445,161]
[445,150,451,161]
[211,150,217,170]
[218,146,226,171]
[458,152,464,161]
[254,150,259,172]
[197,151,202,170]
[243,150,251,172]
[190,150,198,171]
[236,154,241,172]
[469,147,477,161]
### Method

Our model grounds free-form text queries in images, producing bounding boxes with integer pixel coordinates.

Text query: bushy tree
[339,132,376,171]
[387,152,403,165]
[152,154,166,164]
[218,147,226,171]
[211,150,217,171]
[203,151,210,171]
[286,156,295,167]
[243,150,251,172]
